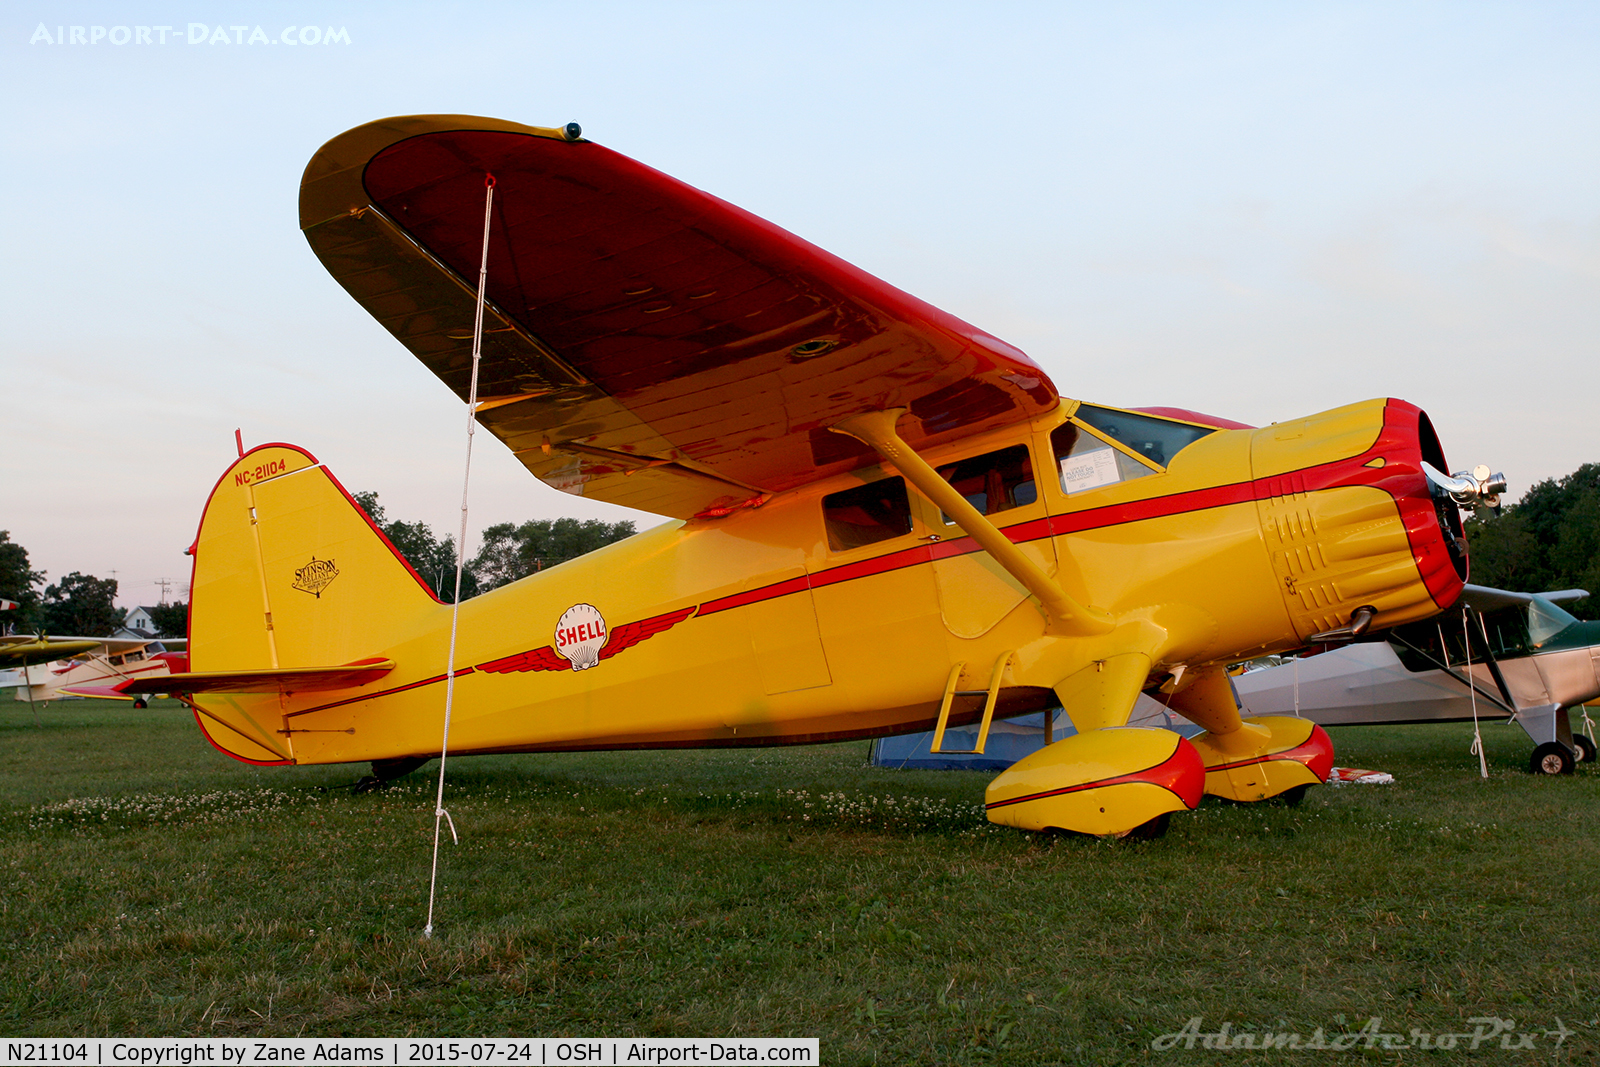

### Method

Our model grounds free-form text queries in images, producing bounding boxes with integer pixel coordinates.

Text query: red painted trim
[1129,407,1256,430]
[694,398,1461,617]
[1204,723,1335,782]
[985,737,1204,811]
[285,666,474,718]
[698,575,814,616]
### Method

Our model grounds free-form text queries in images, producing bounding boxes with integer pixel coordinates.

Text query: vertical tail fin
[185,443,443,763]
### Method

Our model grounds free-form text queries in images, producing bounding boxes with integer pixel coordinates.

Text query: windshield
[1528,596,1579,646]
[1072,405,1218,469]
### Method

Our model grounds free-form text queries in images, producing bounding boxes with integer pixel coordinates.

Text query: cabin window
[1389,620,1470,673]
[1478,607,1532,659]
[1390,607,1533,672]
[935,445,1036,524]
[822,476,913,551]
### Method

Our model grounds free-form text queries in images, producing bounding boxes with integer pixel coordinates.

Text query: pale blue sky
[3,2,1597,609]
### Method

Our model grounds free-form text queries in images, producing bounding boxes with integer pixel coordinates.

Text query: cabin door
[923,442,1058,639]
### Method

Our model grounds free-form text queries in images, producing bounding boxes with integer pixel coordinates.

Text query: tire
[1122,812,1171,841]
[1573,734,1597,764]
[1277,784,1311,807]
[132,698,148,709]
[1530,742,1575,776]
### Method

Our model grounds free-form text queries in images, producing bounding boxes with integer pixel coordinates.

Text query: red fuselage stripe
[704,399,1448,617]
[286,666,474,718]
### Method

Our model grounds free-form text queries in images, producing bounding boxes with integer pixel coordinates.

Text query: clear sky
[3,2,1596,610]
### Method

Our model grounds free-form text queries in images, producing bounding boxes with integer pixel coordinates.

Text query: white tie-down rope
[1465,611,1488,779]
[1292,655,1301,718]
[424,173,495,940]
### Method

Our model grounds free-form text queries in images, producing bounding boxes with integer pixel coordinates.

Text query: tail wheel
[1530,742,1575,776]
[1573,734,1597,764]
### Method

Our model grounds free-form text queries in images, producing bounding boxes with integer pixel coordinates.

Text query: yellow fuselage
[188,396,1461,768]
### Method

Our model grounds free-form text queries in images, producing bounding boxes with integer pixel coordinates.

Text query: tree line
[0,493,636,638]
[350,491,635,603]
[1464,461,1599,617]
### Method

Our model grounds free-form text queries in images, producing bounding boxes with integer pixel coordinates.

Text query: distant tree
[147,601,189,638]
[0,530,45,631]
[1465,461,1600,617]
[352,491,478,602]
[472,517,637,591]
[39,572,123,636]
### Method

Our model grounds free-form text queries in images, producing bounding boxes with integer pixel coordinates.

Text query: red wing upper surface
[300,115,1058,518]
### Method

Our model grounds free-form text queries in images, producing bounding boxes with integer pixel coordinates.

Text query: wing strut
[830,409,1114,637]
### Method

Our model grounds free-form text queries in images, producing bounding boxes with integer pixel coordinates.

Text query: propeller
[1422,462,1507,512]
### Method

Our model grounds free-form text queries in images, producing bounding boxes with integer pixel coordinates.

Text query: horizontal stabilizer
[117,657,395,695]
[57,685,137,701]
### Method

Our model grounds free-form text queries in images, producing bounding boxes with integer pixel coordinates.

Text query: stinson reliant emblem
[292,557,339,598]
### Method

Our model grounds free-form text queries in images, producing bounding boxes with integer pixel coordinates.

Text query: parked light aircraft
[3,637,185,707]
[1235,586,1600,775]
[120,114,1504,836]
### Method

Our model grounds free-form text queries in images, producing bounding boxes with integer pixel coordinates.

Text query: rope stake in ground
[1465,610,1488,779]
[424,173,495,939]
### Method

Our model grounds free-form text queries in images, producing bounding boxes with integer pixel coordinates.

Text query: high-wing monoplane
[5,636,185,706]
[130,115,1503,836]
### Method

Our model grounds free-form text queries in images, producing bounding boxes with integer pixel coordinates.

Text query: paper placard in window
[1060,447,1120,494]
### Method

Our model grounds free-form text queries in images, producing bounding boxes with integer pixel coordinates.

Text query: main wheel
[1573,734,1597,764]
[1121,812,1171,841]
[1530,742,1575,776]
[132,697,148,709]
[1276,784,1311,807]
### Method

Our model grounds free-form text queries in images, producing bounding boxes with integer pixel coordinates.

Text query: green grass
[3,698,1600,1064]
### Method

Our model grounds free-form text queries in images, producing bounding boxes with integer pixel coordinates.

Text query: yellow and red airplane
[124,114,1500,837]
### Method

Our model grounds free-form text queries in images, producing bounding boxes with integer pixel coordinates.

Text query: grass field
[3,698,1599,1063]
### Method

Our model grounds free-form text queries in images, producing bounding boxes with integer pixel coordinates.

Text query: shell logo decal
[475,606,696,675]
[553,603,608,670]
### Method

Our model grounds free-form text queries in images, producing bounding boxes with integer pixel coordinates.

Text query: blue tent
[868,700,1201,771]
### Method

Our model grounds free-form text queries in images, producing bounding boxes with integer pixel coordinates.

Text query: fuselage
[187,394,1465,769]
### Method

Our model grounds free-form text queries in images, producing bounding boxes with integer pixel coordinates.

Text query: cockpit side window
[1389,619,1471,672]
[822,476,913,552]
[1479,607,1532,658]
[1072,405,1217,469]
[1050,407,1220,496]
[1051,422,1155,495]
[934,445,1036,524]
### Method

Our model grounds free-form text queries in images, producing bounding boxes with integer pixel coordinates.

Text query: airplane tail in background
[177,443,445,764]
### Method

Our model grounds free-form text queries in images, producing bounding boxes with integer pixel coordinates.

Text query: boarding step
[930,651,1017,755]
